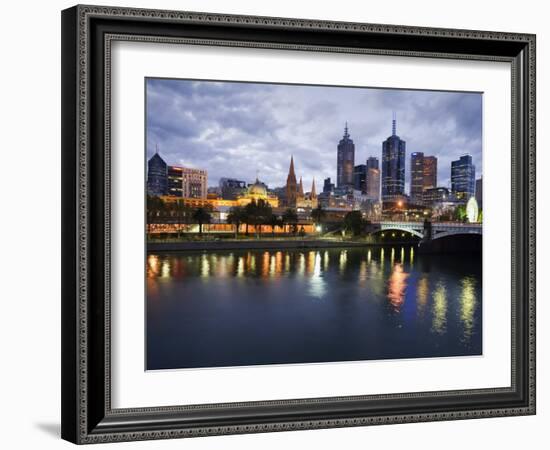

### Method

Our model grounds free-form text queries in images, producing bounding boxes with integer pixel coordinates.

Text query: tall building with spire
[285,156,298,207]
[381,113,406,202]
[337,123,355,188]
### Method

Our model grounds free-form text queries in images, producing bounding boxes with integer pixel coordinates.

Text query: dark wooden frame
[61,4,536,444]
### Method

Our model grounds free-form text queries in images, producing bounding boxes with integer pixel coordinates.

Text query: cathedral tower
[285,156,298,207]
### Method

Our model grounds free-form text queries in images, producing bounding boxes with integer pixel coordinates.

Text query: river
[146,246,481,370]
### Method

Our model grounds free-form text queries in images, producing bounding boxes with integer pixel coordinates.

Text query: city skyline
[146,78,482,192]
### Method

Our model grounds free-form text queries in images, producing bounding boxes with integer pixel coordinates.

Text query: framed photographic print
[61,4,536,444]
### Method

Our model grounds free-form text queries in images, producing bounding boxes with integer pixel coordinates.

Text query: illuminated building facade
[297,179,318,209]
[451,155,476,202]
[337,123,355,188]
[410,152,425,204]
[238,179,279,208]
[181,167,207,199]
[366,167,380,201]
[423,156,437,190]
[410,153,437,205]
[166,165,208,199]
[353,164,367,193]
[366,156,379,171]
[284,156,317,209]
[160,177,279,210]
[167,166,183,197]
[423,187,450,205]
[365,156,380,202]
[382,114,406,201]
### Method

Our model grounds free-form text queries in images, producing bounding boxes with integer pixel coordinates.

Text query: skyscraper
[366,167,380,201]
[381,114,406,201]
[147,151,168,196]
[451,155,476,201]
[285,156,298,207]
[410,152,425,204]
[353,164,367,193]
[337,123,355,188]
[423,156,437,191]
[366,156,379,171]
[410,152,437,205]
[364,156,380,201]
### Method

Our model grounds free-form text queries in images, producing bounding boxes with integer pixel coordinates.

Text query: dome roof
[248,179,267,197]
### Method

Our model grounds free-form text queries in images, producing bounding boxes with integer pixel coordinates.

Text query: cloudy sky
[146,78,482,192]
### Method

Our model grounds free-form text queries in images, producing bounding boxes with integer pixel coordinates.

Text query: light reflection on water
[460,276,477,342]
[431,282,448,335]
[387,263,409,312]
[146,247,482,369]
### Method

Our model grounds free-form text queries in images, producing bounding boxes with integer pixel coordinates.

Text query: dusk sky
[146,78,482,192]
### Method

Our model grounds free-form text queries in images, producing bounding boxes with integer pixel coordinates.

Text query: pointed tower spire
[392,112,397,136]
[288,155,296,178]
[286,155,298,208]
[311,178,317,198]
[298,176,304,197]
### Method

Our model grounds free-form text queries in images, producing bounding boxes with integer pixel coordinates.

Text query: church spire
[298,176,304,197]
[288,155,296,178]
[311,178,317,198]
[286,155,298,208]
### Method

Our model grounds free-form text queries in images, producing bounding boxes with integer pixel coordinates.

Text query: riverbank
[147,239,418,252]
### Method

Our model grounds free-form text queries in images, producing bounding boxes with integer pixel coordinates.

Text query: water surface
[146,247,482,370]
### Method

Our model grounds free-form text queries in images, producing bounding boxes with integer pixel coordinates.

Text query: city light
[147,114,481,244]
[466,197,479,223]
[143,80,484,374]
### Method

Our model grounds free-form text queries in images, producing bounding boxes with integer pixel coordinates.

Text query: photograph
[145,78,483,370]
[57,3,537,445]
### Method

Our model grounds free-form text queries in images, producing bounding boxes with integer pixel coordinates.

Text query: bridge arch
[371,226,423,239]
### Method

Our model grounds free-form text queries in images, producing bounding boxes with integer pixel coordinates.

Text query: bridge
[367,221,482,242]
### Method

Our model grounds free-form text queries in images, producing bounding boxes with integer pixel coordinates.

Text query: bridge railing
[372,221,481,227]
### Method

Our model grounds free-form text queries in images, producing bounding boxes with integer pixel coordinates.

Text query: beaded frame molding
[61,4,536,444]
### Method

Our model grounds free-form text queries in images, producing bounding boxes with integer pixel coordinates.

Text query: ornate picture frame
[61,4,536,444]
